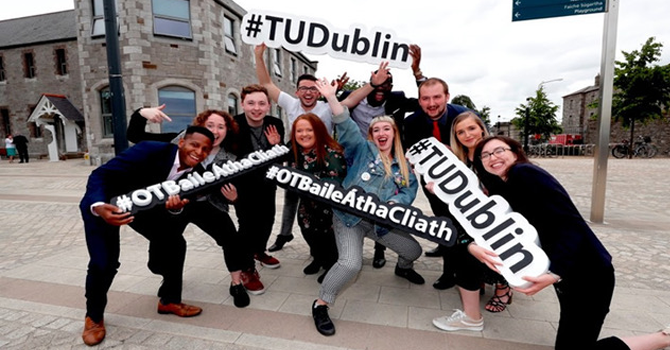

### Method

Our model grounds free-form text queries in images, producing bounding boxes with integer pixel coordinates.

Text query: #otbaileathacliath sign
[241,10,413,69]
[406,138,550,288]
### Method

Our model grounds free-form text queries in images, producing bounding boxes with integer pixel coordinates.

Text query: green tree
[451,94,491,126]
[511,87,562,143]
[612,37,670,157]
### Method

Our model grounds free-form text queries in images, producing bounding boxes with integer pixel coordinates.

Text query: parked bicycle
[611,136,658,158]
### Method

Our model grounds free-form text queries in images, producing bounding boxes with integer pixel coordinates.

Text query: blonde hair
[449,111,489,163]
[367,115,411,187]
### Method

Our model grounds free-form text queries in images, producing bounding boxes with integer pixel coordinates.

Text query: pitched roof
[562,85,599,98]
[44,94,84,122]
[0,10,76,49]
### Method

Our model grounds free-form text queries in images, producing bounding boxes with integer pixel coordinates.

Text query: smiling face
[203,113,227,148]
[294,119,315,151]
[419,83,449,120]
[178,132,213,169]
[455,117,485,151]
[242,91,270,127]
[370,121,395,156]
[480,139,517,180]
[296,79,320,110]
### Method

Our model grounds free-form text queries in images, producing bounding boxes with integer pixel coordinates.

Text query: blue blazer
[80,141,179,213]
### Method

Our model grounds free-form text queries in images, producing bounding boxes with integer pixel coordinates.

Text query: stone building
[562,74,670,154]
[0,10,83,160]
[0,0,318,164]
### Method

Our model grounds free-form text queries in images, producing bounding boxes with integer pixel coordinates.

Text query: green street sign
[512,0,607,22]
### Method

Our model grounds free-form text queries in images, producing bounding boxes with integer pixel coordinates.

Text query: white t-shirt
[278,91,333,135]
[350,98,386,137]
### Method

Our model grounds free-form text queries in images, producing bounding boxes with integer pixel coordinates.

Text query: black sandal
[485,283,513,313]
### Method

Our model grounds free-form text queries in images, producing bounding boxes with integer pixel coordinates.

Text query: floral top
[292,145,347,232]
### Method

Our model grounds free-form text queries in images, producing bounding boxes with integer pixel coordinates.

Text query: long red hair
[291,113,342,166]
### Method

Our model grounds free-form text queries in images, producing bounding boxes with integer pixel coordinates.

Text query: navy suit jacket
[80,141,179,214]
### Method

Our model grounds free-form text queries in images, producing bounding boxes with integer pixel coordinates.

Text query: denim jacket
[333,107,418,230]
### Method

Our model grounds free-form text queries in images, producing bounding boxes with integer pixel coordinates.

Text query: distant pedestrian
[4,134,16,163]
[13,134,29,163]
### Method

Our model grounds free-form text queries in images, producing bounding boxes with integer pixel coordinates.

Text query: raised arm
[254,43,282,103]
[340,61,390,108]
[409,44,426,83]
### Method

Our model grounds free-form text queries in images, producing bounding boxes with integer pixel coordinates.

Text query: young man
[232,84,285,274]
[80,126,214,346]
[404,78,474,290]
[254,43,388,259]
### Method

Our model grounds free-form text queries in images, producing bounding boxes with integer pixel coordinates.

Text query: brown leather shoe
[157,301,202,317]
[82,316,105,346]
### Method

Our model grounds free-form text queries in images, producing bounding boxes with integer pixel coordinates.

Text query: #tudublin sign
[406,137,550,288]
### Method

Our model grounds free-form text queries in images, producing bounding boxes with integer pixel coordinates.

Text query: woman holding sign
[309,77,424,336]
[471,136,670,350]
[288,113,346,282]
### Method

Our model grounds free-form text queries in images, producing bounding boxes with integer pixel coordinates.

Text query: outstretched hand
[139,104,172,123]
[264,125,281,145]
[315,78,338,99]
[333,72,349,91]
[370,62,390,86]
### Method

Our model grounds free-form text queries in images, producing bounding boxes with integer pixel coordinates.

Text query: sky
[3,0,670,123]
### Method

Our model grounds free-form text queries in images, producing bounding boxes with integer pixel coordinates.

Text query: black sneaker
[268,234,294,252]
[312,300,335,336]
[394,265,425,285]
[433,273,456,290]
[303,260,321,275]
[229,283,250,308]
[372,249,386,269]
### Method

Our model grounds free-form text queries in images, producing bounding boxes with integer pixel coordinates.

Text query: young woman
[471,136,670,350]
[431,111,496,332]
[309,78,424,336]
[127,105,261,307]
[289,113,346,282]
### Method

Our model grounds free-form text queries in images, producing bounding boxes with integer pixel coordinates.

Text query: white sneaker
[432,309,484,332]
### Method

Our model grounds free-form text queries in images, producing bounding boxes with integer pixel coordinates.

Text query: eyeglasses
[297,86,318,92]
[480,147,511,160]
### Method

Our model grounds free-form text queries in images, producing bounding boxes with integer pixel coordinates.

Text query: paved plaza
[0,156,669,349]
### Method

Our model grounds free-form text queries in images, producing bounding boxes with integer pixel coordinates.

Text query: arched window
[158,86,196,133]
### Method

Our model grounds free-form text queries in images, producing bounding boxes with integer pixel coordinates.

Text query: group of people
[3,134,29,163]
[79,43,670,350]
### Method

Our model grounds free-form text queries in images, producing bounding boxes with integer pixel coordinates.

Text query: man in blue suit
[79,126,214,346]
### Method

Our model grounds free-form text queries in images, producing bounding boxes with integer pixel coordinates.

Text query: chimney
[594,74,600,87]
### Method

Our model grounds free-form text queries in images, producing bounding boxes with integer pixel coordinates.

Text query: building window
[274,105,283,119]
[223,16,237,55]
[24,52,36,78]
[55,48,68,76]
[227,94,238,116]
[100,87,114,138]
[152,0,192,39]
[273,48,282,77]
[0,56,5,81]
[1,109,10,135]
[158,86,196,133]
[91,0,118,37]
[290,58,297,83]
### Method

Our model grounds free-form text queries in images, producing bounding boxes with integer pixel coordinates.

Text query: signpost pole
[590,0,619,223]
